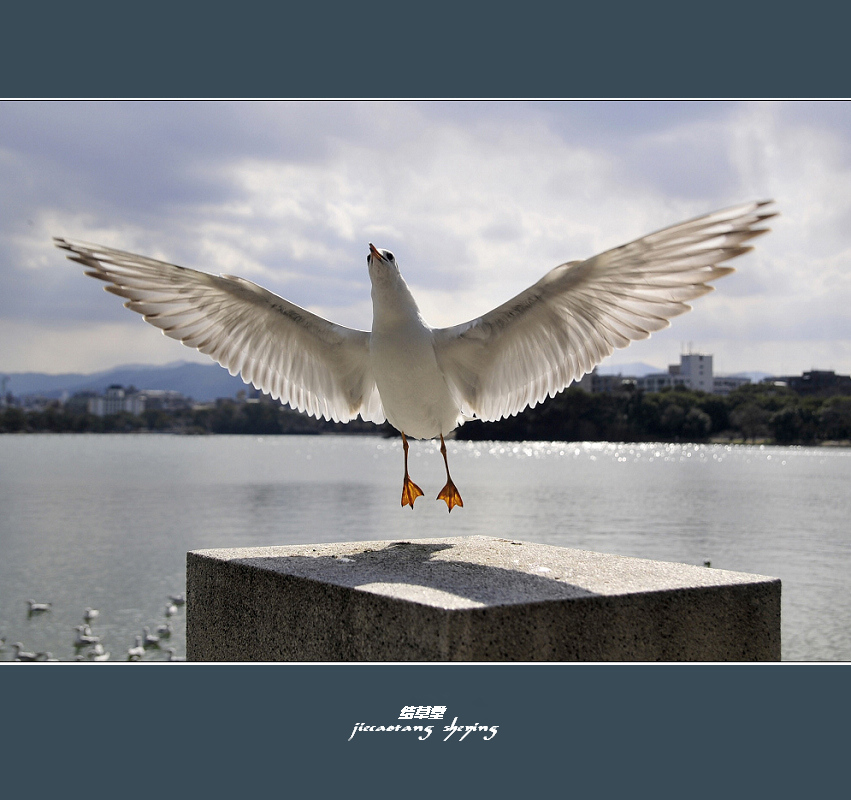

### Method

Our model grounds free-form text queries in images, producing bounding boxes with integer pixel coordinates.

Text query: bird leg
[400,432,424,509]
[437,434,463,512]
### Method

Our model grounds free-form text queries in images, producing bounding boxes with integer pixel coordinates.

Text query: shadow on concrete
[232,539,599,608]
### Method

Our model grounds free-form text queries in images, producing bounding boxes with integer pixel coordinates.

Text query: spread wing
[432,200,776,422]
[55,238,385,424]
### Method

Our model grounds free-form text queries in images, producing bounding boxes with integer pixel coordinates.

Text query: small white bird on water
[55,200,775,510]
[127,635,145,661]
[12,643,38,662]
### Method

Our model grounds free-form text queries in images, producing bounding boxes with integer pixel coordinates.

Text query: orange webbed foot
[402,475,424,509]
[437,481,463,512]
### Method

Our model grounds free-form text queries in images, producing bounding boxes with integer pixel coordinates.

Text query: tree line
[2,383,851,445]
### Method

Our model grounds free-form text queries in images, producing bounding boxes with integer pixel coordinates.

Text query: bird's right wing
[55,238,385,424]
[433,201,776,422]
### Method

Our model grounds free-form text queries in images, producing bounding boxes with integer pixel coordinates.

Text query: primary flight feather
[55,199,776,510]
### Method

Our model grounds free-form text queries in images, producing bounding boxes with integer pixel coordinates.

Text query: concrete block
[186,536,780,661]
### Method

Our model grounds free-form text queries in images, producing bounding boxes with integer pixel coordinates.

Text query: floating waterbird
[169,594,186,607]
[127,636,145,661]
[89,643,111,661]
[142,626,160,648]
[56,201,775,510]
[156,622,172,638]
[74,625,100,647]
[165,648,186,662]
[83,607,100,624]
[27,600,51,614]
[35,652,59,662]
[12,643,38,662]
[165,603,178,618]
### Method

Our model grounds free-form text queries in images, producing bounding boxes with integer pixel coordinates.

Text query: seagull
[55,200,775,509]
[35,652,59,662]
[74,625,100,647]
[27,600,51,614]
[89,643,111,661]
[83,607,100,624]
[165,648,186,662]
[12,643,38,662]
[156,622,172,638]
[142,626,161,648]
[127,635,145,661]
[165,602,178,618]
[169,594,186,606]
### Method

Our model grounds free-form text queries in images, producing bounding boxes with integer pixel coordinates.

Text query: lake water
[1,434,849,662]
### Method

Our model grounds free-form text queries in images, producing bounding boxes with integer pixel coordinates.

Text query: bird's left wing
[55,238,385,424]
[432,200,776,422]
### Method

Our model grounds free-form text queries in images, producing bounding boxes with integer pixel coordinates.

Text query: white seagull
[74,625,100,647]
[55,200,775,510]
[142,626,160,648]
[127,635,146,661]
[12,643,38,662]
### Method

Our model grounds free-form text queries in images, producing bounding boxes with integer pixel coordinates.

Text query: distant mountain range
[3,359,777,404]
[3,361,249,402]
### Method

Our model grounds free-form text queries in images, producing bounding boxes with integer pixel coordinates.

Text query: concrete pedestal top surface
[187,536,780,661]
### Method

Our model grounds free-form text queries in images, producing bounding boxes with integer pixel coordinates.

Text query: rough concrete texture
[186,536,781,662]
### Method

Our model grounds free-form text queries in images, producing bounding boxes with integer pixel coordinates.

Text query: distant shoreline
[4,382,851,447]
[2,429,849,450]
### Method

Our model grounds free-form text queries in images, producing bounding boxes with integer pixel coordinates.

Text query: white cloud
[0,318,211,374]
[1,100,850,380]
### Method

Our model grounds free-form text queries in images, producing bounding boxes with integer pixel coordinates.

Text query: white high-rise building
[678,353,713,393]
[638,353,714,393]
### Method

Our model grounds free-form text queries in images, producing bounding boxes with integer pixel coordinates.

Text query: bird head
[367,243,400,284]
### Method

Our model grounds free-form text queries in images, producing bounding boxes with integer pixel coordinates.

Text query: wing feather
[433,200,776,421]
[55,238,385,424]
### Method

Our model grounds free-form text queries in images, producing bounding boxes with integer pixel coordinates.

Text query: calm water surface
[2,434,849,661]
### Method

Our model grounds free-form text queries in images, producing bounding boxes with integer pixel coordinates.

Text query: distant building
[88,385,142,416]
[712,375,752,396]
[773,370,851,396]
[637,371,689,393]
[85,385,191,417]
[635,353,751,395]
[637,353,713,393]
[138,389,192,411]
[574,369,636,394]
[678,353,714,393]
[65,391,99,414]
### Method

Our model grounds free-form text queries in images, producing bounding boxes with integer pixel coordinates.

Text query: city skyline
[2,100,849,379]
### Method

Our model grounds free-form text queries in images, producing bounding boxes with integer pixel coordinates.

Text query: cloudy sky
[1,100,849,380]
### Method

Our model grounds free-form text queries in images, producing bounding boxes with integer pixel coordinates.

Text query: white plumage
[55,200,775,509]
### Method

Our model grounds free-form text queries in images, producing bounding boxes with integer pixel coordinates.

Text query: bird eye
[386,251,395,262]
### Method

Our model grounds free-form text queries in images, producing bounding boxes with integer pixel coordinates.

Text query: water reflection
[1,435,850,660]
